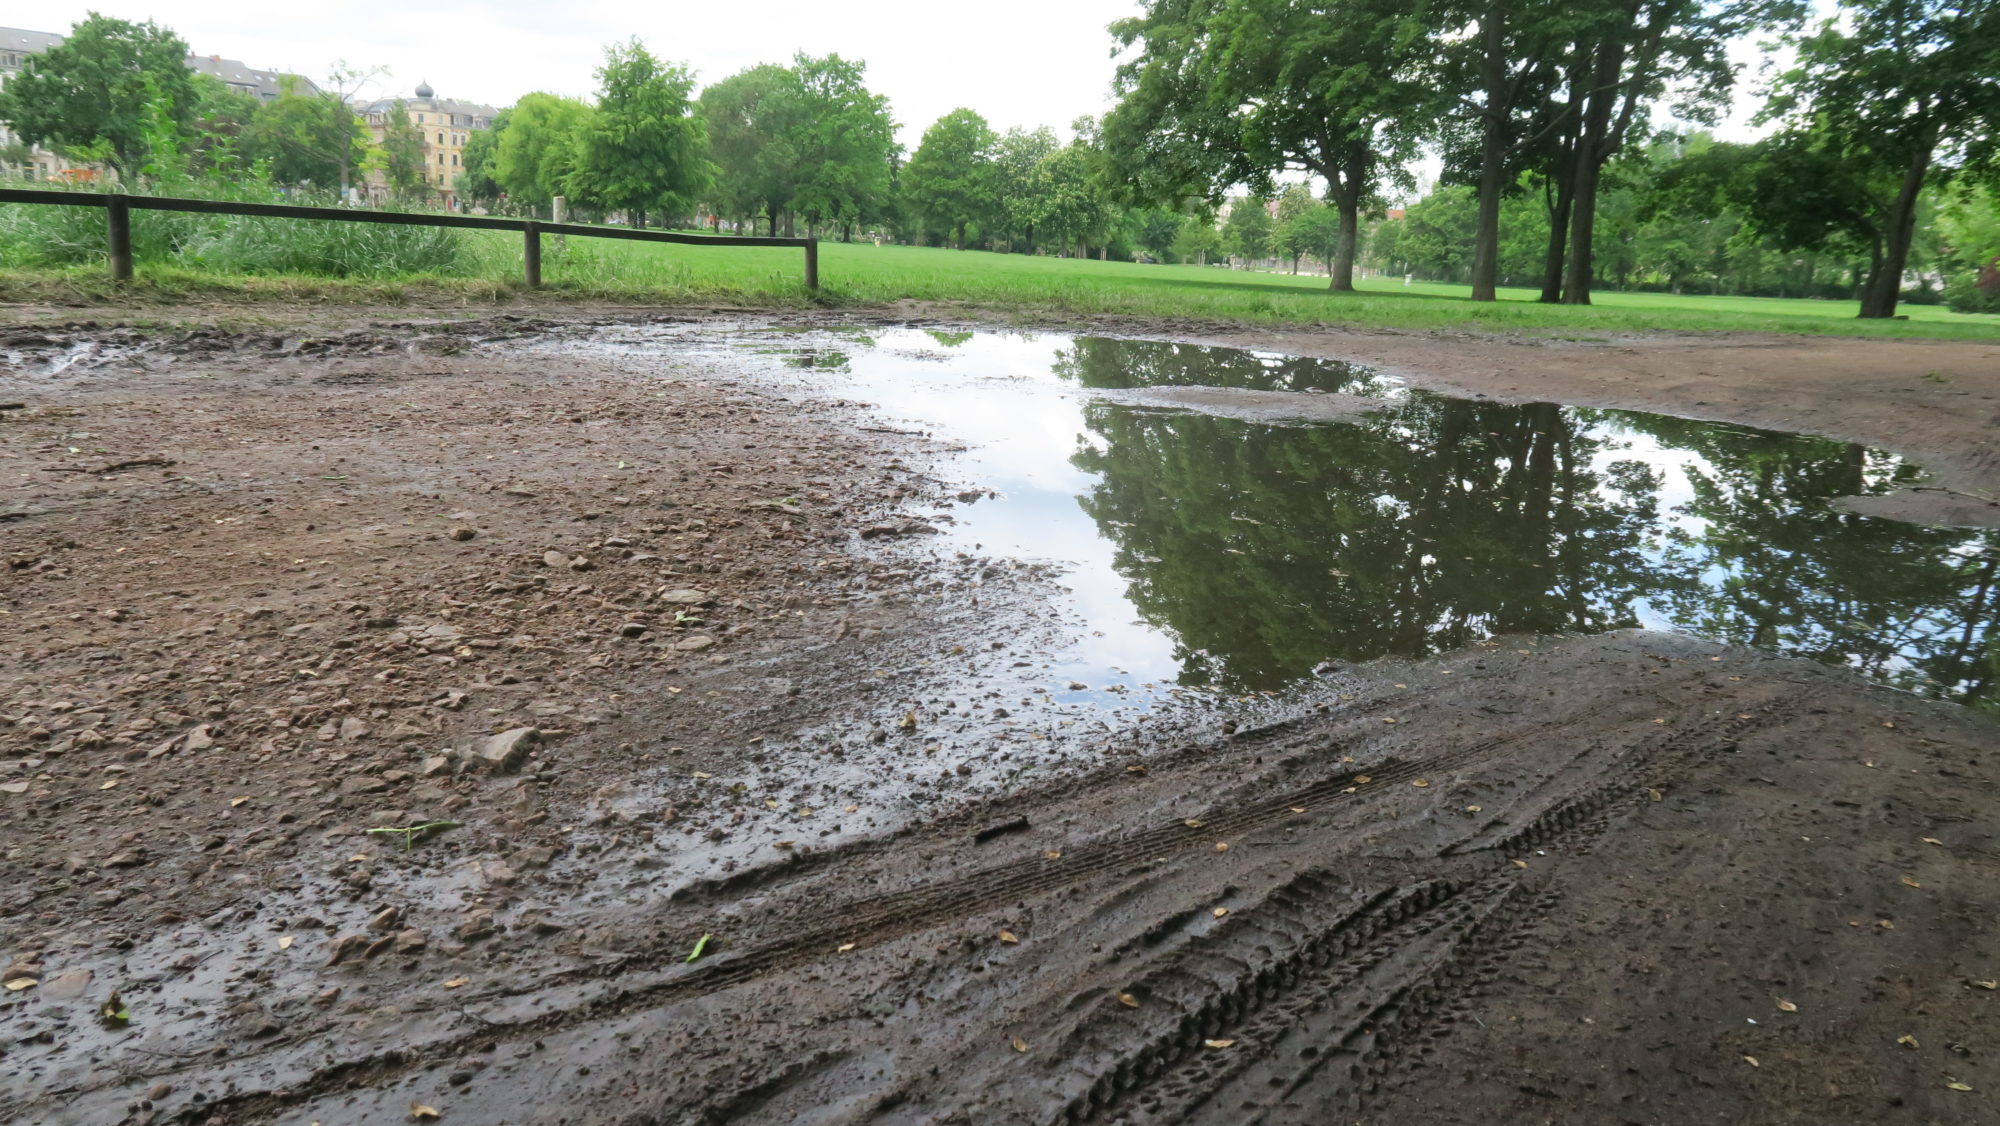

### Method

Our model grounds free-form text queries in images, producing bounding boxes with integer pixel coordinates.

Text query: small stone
[41,968,92,1001]
[183,724,216,752]
[541,551,567,569]
[146,1083,173,1102]
[420,755,453,778]
[393,928,427,954]
[619,622,649,638]
[458,910,496,940]
[338,775,387,797]
[674,635,718,652]
[449,527,477,542]
[338,717,369,743]
[474,727,539,774]
[657,588,711,605]
[368,906,403,932]
[567,555,594,572]
[325,934,370,966]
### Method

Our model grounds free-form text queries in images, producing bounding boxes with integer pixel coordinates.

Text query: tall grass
[0,182,465,279]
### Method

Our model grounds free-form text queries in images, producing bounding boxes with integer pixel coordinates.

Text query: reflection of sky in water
[664,327,1994,710]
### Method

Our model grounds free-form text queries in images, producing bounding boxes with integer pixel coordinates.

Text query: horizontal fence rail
[0,187,819,290]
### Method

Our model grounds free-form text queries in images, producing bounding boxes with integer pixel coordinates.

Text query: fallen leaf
[1947,1082,1974,1092]
[1354,776,1372,785]
[836,943,856,953]
[844,804,859,813]
[685,933,713,963]
[1877,919,1895,929]
[1205,1039,1236,1049]
[100,992,129,1024]
[443,977,470,988]
[1923,838,1943,846]
[1117,992,1140,1008]
[1972,980,1997,990]
[1512,859,1529,869]
[1212,907,1229,918]
[230,796,250,807]
[1902,876,1923,888]
[99,780,118,790]
[1183,818,1204,829]
[410,1104,442,1121]
[1043,850,1062,860]
[1653,718,1667,725]
[1290,806,1307,813]
[998,930,1019,944]
[1776,999,1797,1013]
[1214,842,1229,852]
[1646,788,1663,801]
[1897,1034,1920,1048]
[1411,778,1429,788]
[1012,1036,1028,1053]
[3,977,36,991]
[1382,717,1398,724]
[1743,1055,1759,1068]
[1126,765,1147,774]
[1466,804,1483,813]
[278,935,294,950]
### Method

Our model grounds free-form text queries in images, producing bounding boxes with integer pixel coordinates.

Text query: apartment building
[360,81,499,208]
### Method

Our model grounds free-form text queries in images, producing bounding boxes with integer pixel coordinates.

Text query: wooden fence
[0,187,818,290]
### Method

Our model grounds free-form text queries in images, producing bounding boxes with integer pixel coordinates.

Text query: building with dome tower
[359,80,499,208]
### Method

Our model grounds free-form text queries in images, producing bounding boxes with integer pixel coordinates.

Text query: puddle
[560,325,2000,711]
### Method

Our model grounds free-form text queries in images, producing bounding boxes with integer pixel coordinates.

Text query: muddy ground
[2,308,1996,1126]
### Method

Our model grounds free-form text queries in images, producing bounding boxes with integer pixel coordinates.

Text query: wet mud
[1,311,1996,1126]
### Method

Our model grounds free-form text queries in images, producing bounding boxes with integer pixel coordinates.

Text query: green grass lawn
[534,235,2000,339]
[6,215,1997,340]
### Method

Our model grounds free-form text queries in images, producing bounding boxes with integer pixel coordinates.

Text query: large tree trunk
[1469,4,1509,302]
[1860,135,1934,319]
[1562,35,1628,306]
[1539,175,1572,303]
[1024,220,1035,255]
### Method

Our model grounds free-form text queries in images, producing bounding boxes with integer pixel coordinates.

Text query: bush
[1943,272,2000,314]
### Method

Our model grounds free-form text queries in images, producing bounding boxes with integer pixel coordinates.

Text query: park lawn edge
[2,264,1998,342]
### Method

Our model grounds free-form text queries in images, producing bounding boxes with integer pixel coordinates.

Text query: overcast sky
[29,0,1146,146]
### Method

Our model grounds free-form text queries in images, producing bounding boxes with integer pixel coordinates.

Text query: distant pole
[106,196,133,282]
[551,195,566,252]
[524,221,542,287]
[805,238,819,292]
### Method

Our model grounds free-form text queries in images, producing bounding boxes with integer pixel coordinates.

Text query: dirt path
[1,308,1995,1126]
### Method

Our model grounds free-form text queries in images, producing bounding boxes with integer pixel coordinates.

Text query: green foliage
[242,78,369,190]
[1222,197,1274,263]
[457,108,507,209]
[904,108,999,248]
[571,39,710,224]
[785,54,897,235]
[0,14,197,176]
[992,126,1060,251]
[697,64,798,231]
[493,93,593,213]
[1170,214,1221,264]
[1761,0,2000,316]
[375,101,430,200]
[184,74,262,177]
[1939,184,2000,312]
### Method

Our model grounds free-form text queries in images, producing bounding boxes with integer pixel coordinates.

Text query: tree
[698,65,797,235]
[1539,0,1779,305]
[904,108,998,248]
[570,39,709,227]
[1939,184,2000,311]
[1038,142,1116,256]
[1222,196,1274,264]
[183,73,262,177]
[1764,0,2000,318]
[493,93,593,214]
[1171,213,1222,263]
[1131,207,1186,260]
[0,15,196,177]
[783,54,897,239]
[242,75,369,191]
[457,108,508,209]
[375,100,429,199]
[990,126,1060,252]
[1283,205,1351,275]
[1105,0,1441,291]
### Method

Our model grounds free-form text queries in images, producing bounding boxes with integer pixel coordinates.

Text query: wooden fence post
[805,239,819,292]
[106,196,133,282]
[523,221,542,287]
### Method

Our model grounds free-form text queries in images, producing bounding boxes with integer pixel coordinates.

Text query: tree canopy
[0,15,197,176]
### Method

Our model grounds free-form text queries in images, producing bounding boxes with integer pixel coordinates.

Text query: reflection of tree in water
[1071,392,1668,689]
[1052,336,1403,395]
[1067,361,2000,708]
[1621,415,2000,709]
[925,330,975,348]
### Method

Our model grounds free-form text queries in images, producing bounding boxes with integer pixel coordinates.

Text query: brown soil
[2,307,1995,1126]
